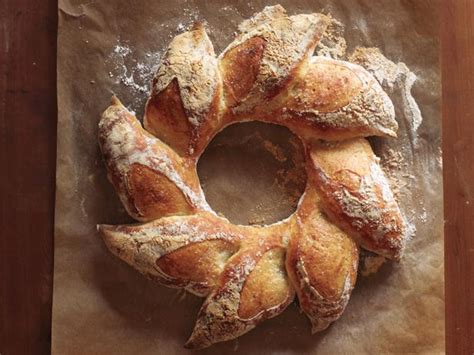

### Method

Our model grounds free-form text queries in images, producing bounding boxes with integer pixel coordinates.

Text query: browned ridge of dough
[220,36,267,108]
[156,239,239,291]
[309,138,406,260]
[97,4,407,350]
[144,79,192,156]
[127,164,195,219]
[98,98,207,222]
[286,185,359,333]
[285,61,363,113]
[144,24,222,157]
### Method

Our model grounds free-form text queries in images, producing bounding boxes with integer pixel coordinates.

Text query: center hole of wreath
[197,121,307,226]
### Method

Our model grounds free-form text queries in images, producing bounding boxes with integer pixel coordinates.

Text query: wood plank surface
[442,0,474,354]
[0,0,473,354]
[0,0,57,354]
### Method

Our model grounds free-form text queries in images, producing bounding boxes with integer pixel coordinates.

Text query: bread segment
[144,24,222,156]
[99,213,243,296]
[286,186,358,333]
[99,213,295,349]
[243,56,397,140]
[219,9,330,114]
[309,138,407,260]
[185,223,294,349]
[99,98,209,222]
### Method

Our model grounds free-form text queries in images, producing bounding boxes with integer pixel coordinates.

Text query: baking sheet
[53,0,443,353]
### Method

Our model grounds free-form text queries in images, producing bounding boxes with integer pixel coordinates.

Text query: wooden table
[442,1,474,354]
[1,0,57,354]
[0,0,473,354]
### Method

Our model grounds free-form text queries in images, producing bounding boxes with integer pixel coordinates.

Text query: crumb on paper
[349,47,422,133]
[113,44,132,56]
[316,16,347,59]
[263,140,287,162]
[420,208,428,223]
[169,289,187,306]
[107,41,162,110]
[379,147,408,199]
[232,339,239,351]
[275,167,305,209]
[248,216,267,225]
[361,255,386,277]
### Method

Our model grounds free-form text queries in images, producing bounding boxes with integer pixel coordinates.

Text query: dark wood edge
[0,0,58,354]
[442,0,474,354]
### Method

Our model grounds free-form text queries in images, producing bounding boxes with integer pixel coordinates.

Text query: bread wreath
[98,5,407,349]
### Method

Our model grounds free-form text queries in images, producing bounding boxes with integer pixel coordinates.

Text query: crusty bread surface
[98,4,406,349]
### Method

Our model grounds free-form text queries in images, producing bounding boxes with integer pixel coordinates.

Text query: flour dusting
[107,40,162,112]
[314,19,425,275]
[349,47,423,135]
[106,5,206,112]
[347,46,423,271]
[315,17,347,59]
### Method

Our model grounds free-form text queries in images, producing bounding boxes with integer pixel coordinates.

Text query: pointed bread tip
[184,333,209,350]
[311,319,329,334]
[97,224,114,233]
[191,22,205,32]
[97,224,116,244]
[110,95,123,107]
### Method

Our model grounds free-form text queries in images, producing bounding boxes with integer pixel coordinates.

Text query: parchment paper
[53,0,443,353]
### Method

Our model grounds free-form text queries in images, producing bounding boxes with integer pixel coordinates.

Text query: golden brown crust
[144,24,222,157]
[285,60,363,113]
[142,8,397,159]
[286,186,359,332]
[220,11,330,114]
[98,98,210,222]
[99,213,295,348]
[127,164,195,218]
[246,57,397,141]
[144,79,192,155]
[97,4,408,349]
[309,138,406,260]
[238,248,290,320]
[156,239,238,290]
[185,225,294,349]
[219,36,266,108]
[99,213,242,296]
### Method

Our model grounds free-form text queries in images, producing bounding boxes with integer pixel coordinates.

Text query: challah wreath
[98,5,407,349]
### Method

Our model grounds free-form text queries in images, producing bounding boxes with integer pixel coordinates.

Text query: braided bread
[98,5,406,349]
